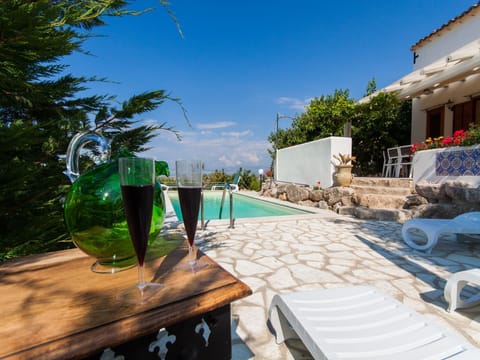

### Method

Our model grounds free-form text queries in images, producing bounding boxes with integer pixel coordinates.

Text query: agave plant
[333,153,356,166]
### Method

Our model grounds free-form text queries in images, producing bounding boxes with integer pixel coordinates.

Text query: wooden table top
[0,234,252,360]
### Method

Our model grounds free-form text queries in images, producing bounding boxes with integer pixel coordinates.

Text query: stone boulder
[323,187,355,206]
[415,182,449,202]
[404,194,428,208]
[285,184,310,203]
[443,181,480,203]
[411,202,480,219]
[309,189,324,202]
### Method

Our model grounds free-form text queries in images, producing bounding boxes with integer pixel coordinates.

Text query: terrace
[189,206,480,358]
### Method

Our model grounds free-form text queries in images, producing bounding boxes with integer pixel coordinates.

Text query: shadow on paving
[355,234,480,322]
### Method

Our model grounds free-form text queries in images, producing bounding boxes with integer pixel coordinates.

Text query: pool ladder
[219,184,235,228]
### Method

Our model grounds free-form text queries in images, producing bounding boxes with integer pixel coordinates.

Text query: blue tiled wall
[436,148,480,176]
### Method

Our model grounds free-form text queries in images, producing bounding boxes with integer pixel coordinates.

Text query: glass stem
[138,264,146,290]
[188,244,196,265]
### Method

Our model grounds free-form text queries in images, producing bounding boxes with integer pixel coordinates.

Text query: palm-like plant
[333,153,356,166]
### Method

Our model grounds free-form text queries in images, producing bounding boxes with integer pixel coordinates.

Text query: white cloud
[197,121,236,130]
[220,130,253,138]
[143,126,271,174]
[276,96,312,111]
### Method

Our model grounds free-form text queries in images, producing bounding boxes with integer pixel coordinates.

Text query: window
[453,97,480,132]
[453,101,472,132]
[426,107,444,139]
[474,97,480,124]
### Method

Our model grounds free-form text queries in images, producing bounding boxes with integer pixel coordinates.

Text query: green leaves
[269,89,355,151]
[0,0,183,261]
[269,86,411,177]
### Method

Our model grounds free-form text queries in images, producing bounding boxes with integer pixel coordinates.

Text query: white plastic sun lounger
[268,286,480,359]
[401,212,480,253]
[444,269,480,313]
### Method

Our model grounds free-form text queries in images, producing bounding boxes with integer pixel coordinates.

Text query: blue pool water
[169,191,311,221]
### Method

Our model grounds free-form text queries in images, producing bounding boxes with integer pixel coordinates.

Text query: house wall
[411,72,480,143]
[413,16,480,69]
[413,145,480,186]
[276,136,351,187]
[411,11,480,143]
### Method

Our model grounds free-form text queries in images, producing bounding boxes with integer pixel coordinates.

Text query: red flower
[441,136,453,146]
[410,143,419,154]
[453,129,466,139]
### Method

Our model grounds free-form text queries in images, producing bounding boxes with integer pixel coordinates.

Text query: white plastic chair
[402,212,480,253]
[397,145,413,178]
[381,150,395,177]
[444,269,480,312]
[268,286,480,359]
[211,171,241,192]
[385,147,400,177]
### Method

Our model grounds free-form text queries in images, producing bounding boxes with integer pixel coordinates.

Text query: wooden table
[0,234,252,359]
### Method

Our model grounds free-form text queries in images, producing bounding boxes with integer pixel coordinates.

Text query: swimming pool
[168,191,312,221]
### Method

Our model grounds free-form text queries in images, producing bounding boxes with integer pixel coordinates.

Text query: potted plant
[333,153,355,187]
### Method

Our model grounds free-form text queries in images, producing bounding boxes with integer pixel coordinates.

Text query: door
[426,106,444,139]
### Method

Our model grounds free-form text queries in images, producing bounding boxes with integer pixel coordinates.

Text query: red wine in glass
[178,187,201,247]
[121,184,154,266]
[118,157,164,304]
[174,160,209,272]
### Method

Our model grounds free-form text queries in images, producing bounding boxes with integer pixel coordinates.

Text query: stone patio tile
[446,254,480,266]
[235,259,272,276]
[197,209,480,359]
[266,267,298,290]
[289,263,343,283]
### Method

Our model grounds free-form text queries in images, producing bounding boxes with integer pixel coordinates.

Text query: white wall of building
[411,72,480,143]
[413,17,480,69]
[413,145,480,186]
[410,9,480,143]
[276,136,352,188]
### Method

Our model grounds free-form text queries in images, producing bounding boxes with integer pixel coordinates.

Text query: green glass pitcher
[64,131,170,273]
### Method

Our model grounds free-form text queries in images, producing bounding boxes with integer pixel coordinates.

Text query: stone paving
[164,193,480,359]
[194,210,480,359]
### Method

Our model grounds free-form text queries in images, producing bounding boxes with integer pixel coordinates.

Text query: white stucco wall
[413,145,480,186]
[414,17,480,69]
[276,136,352,188]
[411,72,480,143]
[410,10,480,143]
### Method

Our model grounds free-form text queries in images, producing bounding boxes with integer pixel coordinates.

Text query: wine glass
[174,160,209,272]
[118,157,164,303]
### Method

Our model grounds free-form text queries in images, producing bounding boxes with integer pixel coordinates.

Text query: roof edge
[411,2,480,51]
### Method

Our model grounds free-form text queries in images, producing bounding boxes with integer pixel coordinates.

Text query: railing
[219,184,235,229]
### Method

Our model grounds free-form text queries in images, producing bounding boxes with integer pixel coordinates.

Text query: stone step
[350,185,412,196]
[354,193,408,209]
[338,206,412,223]
[352,177,413,190]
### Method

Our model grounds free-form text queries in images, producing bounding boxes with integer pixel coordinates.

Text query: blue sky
[67,0,476,174]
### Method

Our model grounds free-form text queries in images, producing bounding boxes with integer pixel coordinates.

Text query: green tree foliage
[0,0,181,261]
[238,168,261,191]
[268,89,356,156]
[269,82,411,177]
[353,93,411,175]
[204,170,230,186]
[203,169,260,191]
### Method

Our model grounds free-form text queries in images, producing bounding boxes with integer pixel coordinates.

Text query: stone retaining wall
[259,178,480,220]
[413,181,480,218]
[259,179,356,213]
